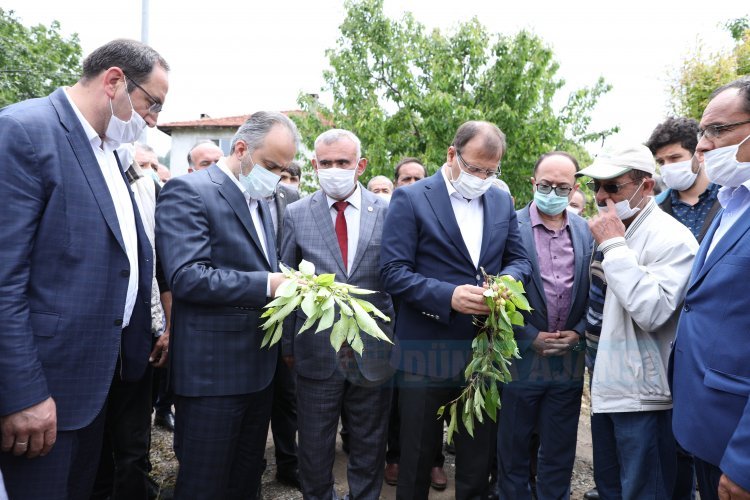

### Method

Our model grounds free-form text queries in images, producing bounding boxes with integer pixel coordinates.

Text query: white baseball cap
[576,143,656,180]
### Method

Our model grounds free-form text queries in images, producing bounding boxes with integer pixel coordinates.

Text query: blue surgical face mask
[239,153,281,199]
[534,189,570,215]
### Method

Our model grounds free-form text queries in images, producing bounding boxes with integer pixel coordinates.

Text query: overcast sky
[4,0,747,158]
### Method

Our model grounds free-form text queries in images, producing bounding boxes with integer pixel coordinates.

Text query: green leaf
[446,404,458,444]
[315,273,336,286]
[265,295,292,309]
[269,321,284,347]
[354,298,389,321]
[462,398,475,437]
[262,295,303,330]
[329,318,348,352]
[351,299,392,343]
[350,334,364,355]
[510,310,524,326]
[334,297,353,316]
[297,310,321,335]
[298,259,316,276]
[275,279,298,298]
[301,292,317,317]
[348,287,377,295]
[316,306,335,333]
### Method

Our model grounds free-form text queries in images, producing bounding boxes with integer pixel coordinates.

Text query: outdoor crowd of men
[1,37,750,500]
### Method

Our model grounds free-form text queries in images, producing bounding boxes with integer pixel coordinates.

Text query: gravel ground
[149,381,595,499]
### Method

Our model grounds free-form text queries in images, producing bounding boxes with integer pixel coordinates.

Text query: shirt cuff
[266,273,272,298]
[597,236,627,255]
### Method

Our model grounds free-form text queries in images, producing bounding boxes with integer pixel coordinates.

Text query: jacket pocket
[704,368,750,397]
[30,312,60,338]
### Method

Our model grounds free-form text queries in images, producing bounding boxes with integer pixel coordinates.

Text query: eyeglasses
[455,150,500,178]
[124,75,163,114]
[536,183,572,197]
[586,179,638,194]
[697,119,750,141]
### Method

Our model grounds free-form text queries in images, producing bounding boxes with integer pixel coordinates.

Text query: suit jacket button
[121,269,130,277]
[476,274,481,281]
[683,304,690,312]
[114,319,123,326]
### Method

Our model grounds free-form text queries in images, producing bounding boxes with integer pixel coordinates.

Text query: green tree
[293,0,616,204]
[0,9,82,108]
[669,16,749,120]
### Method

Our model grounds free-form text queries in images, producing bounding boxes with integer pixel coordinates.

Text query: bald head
[188,141,223,172]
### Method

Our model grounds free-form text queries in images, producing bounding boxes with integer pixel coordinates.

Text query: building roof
[157,110,304,136]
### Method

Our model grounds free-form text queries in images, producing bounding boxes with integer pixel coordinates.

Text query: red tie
[334,201,349,270]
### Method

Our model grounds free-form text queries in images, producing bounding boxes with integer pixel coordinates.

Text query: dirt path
[150,384,595,499]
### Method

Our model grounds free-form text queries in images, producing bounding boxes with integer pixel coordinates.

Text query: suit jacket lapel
[311,191,348,276]
[518,208,547,317]
[51,89,127,254]
[693,208,750,286]
[214,166,266,261]
[566,217,586,321]
[349,188,378,277]
[424,172,474,268]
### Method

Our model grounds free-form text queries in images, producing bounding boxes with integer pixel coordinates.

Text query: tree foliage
[293,0,615,205]
[0,9,82,108]
[669,16,750,120]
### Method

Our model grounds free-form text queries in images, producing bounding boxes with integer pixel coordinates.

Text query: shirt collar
[441,163,461,199]
[63,87,120,153]
[529,202,569,230]
[326,183,362,210]
[217,157,250,201]
[718,182,750,208]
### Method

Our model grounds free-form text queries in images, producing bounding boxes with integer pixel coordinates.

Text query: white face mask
[106,91,147,146]
[450,167,494,200]
[661,159,698,191]
[597,180,645,220]
[317,167,357,199]
[566,205,581,216]
[239,154,281,199]
[704,134,750,187]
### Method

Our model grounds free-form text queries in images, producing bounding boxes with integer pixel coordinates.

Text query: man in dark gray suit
[496,152,592,499]
[280,129,395,500]
[155,111,299,499]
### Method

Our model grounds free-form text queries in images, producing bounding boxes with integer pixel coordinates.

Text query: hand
[1,397,57,458]
[588,199,626,245]
[451,284,491,315]
[532,330,580,357]
[283,355,295,370]
[149,330,170,368]
[269,272,287,297]
[719,474,750,499]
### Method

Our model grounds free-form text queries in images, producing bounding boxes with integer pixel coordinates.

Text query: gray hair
[314,129,362,159]
[135,142,155,154]
[229,111,300,154]
[82,39,169,92]
[367,175,394,190]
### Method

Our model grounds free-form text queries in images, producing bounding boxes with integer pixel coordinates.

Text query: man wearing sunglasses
[381,121,530,500]
[672,76,750,500]
[577,143,698,499]
[0,39,169,499]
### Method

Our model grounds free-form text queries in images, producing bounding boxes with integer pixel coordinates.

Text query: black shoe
[583,488,600,500]
[154,411,175,432]
[276,469,301,490]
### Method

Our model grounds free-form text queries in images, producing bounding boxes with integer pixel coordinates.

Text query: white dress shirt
[706,182,750,258]
[326,185,362,274]
[441,165,484,267]
[64,88,139,327]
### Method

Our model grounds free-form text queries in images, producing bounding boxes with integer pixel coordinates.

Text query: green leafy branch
[438,271,531,443]
[260,259,392,354]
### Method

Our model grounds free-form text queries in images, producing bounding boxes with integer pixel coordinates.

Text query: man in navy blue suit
[156,111,299,499]
[381,121,531,500]
[672,76,750,500]
[496,152,592,500]
[0,39,168,499]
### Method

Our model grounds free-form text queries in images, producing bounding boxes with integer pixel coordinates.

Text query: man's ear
[102,67,126,100]
[357,157,368,176]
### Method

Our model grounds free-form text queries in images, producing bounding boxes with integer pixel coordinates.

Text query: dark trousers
[173,386,274,500]
[271,349,298,475]
[91,365,154,500]
[397,373,497,500]
[497,380,582,500]
[591,410,676,499]
[296,370,392,500]
[673,443,696,500]
[152,365,172,416]
[0,406,106,500]
[693,457,722,500]
[386,385,445,467]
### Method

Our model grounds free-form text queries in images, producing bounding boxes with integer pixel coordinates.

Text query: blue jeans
[591,410,676,500]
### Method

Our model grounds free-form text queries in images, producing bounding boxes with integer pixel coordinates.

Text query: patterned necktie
[333,201,349,271]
